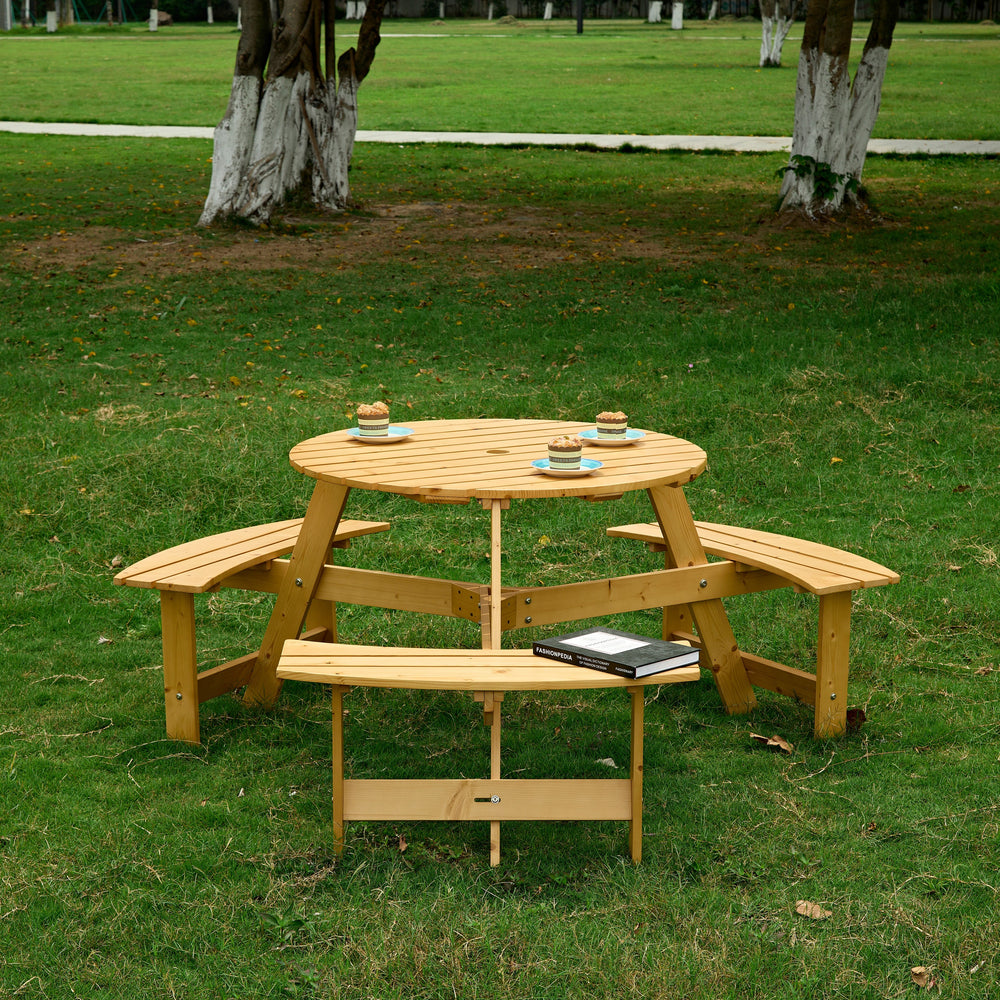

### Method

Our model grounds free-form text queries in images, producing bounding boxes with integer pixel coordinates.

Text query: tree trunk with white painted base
[759,0,796,67]
[199,0,385,227]
[647,1,662,21]
[778,0,898,217]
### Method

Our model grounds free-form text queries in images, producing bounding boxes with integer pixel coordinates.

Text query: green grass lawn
[1,25,999,1000]
[0,20,998,137]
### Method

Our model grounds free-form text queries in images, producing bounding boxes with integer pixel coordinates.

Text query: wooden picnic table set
[116,416,899,865]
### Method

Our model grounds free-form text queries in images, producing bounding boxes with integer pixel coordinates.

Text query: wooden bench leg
[332,686,347,854]
[814,592,851,738]
[629,688,644,864]
[160,590,200,744]
[481,691,504,866]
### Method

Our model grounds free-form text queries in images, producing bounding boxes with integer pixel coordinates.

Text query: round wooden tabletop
[289,418,706,503]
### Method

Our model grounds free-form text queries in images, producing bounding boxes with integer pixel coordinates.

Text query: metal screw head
[295,577,303,587]
[524,597,532,605]
[490,795,500,804]
[699,579,708,589]
[176,693,183,700]
[524,616,532,624]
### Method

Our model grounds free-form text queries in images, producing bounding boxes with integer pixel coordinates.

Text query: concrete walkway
[1,120,998,155]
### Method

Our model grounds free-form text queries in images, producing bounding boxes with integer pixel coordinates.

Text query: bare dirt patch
[10,201,712,279]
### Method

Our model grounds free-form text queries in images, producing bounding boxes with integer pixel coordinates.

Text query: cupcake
[596,410,628,441]
[547,434,583,471]
[356,401,390,437]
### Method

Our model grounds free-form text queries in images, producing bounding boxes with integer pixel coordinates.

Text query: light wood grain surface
[289,418,707,501]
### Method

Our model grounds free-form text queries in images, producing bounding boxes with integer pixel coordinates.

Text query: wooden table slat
[289,419,707,501]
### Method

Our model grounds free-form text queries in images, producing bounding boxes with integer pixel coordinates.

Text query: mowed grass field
[0,19,998,137]
[1,19,999,1000]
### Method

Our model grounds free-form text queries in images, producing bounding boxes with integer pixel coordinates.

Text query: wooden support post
[485,499,508,651]
[304,542,337,642]
[245,482,350,708]
[814,591,851,737]
[491,500,502,648]
[647,485,757,715]
[332,686,347,853]
[660,551,694,640]
[160,590,200,744]
[489,691,503,866]
[304,597,337,641]
[629,687,644,863]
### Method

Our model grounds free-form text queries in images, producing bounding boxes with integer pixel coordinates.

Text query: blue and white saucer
[531,457,603,478]
[579,428,645,447]
[346,426,413,444]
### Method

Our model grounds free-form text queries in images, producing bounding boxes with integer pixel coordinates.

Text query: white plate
[579,427,645,447]
[531,458,603,478]
[346,426,413,444]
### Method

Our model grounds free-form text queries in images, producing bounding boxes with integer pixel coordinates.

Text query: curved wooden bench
[114,518,390,743]
[606,521,900,737]
[277,640,701,866]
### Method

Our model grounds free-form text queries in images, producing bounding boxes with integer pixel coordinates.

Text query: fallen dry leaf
[911,967,932,989]
[846,707,867,732]
[795,900,832,920]
[750,732,794,754]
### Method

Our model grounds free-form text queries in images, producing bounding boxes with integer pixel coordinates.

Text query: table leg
[245,481,350,708]
[332,685,347,854]
[488,691,502,866]
[488,499,504,651]
[647,485,757,715]
[629,687,644,864]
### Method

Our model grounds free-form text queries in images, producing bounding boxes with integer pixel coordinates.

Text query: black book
[531,627,701,679]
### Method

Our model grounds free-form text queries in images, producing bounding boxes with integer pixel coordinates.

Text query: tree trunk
[199,0,386,227]
[759,0,796,67]
[778,0,899,217]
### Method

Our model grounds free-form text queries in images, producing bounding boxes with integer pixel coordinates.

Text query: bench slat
[277,640,701,690]
[114,518,389,593]
[606,521,899,595]
[696,522,899,589]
